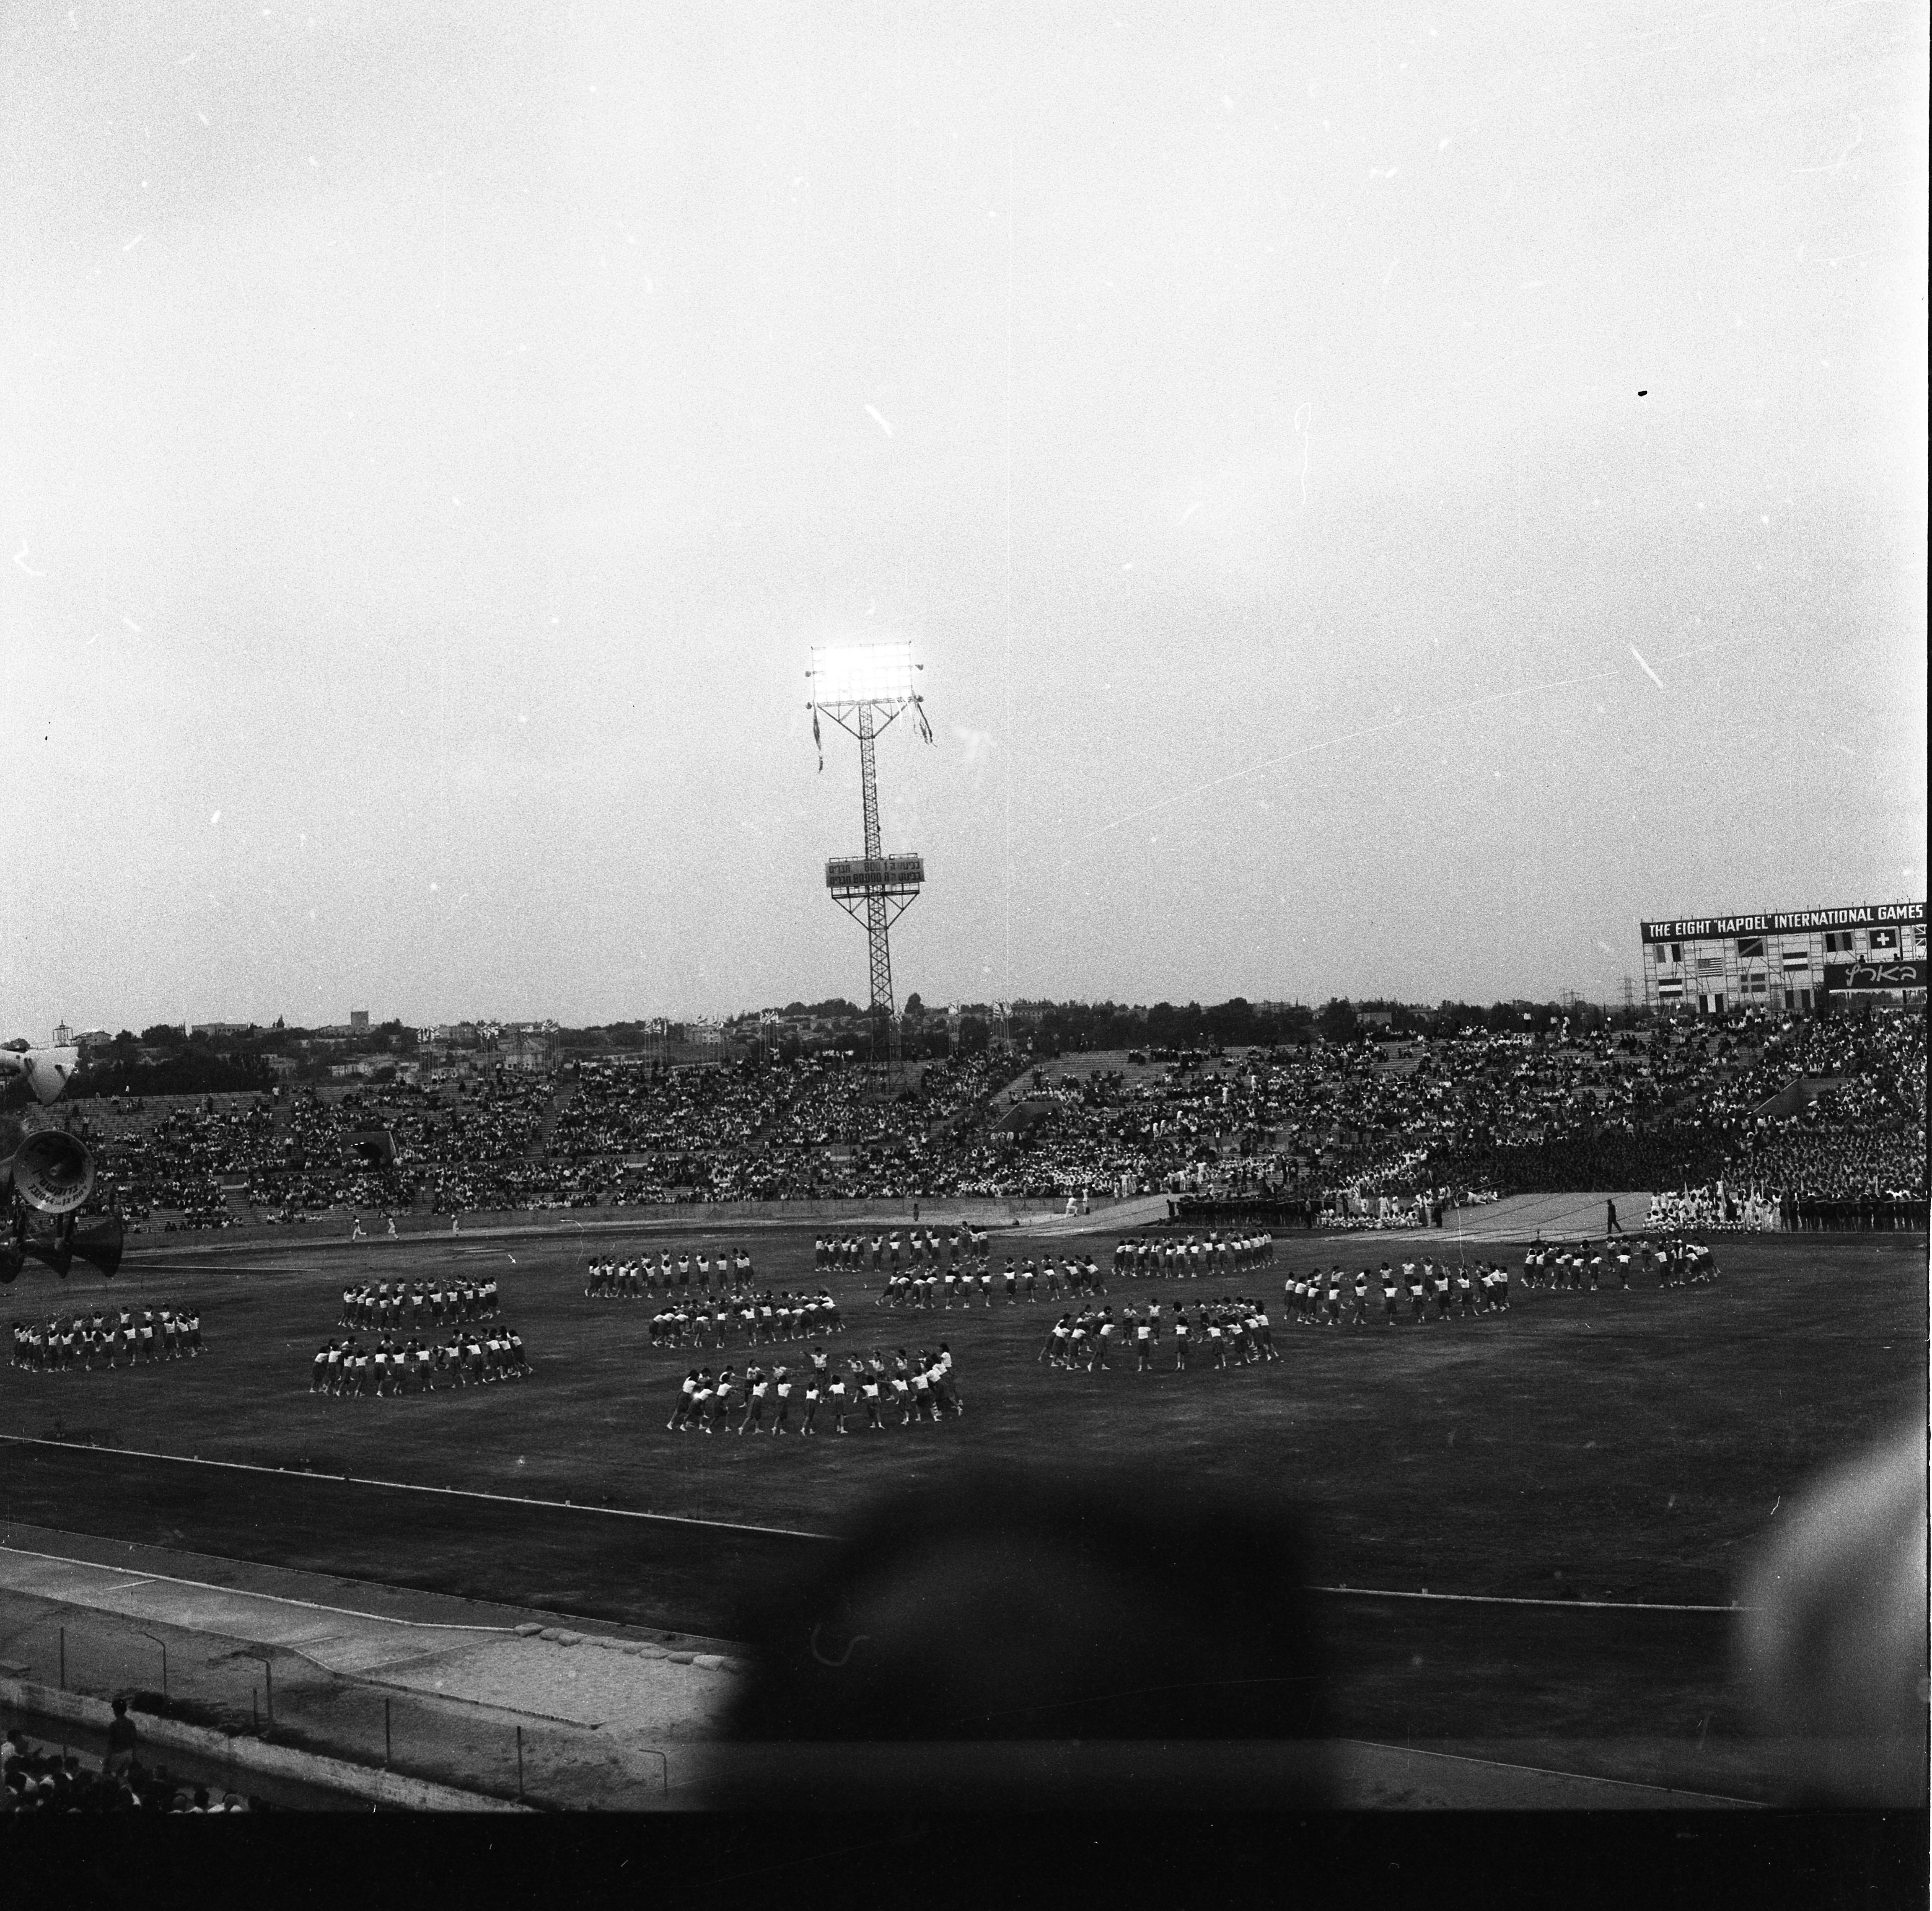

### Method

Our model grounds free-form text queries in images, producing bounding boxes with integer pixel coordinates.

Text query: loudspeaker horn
[21,1210,125,1280]
[2,1126,96,1215]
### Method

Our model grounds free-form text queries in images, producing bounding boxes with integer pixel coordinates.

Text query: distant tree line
[70,1049,278,1098]
[37,992,1650,1100]
[59,1019,412,1100]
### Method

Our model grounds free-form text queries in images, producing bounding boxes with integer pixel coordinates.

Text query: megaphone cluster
[1,1122,124,1283]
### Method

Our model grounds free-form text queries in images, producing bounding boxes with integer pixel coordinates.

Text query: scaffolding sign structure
[808,641,932,1074]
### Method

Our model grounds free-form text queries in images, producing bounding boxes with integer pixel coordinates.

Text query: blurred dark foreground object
[706,1466,1330,1809]
[1735,1418,1929,1806]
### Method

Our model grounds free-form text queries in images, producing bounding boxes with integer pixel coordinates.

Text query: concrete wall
[0,1675,528,1812]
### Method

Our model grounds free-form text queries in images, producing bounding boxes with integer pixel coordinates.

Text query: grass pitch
[2,1221,1921,1795]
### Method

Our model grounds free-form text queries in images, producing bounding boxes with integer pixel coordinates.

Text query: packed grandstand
[33,1001,1921,1236]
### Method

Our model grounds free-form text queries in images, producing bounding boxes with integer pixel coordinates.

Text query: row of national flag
[1650,925,1913,997]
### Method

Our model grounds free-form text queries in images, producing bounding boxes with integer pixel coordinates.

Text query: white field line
[108,1264,333,1277]
[1307,1584,1749,1614]
[1337,1737,1766,1806]
[0,1434,838,1542]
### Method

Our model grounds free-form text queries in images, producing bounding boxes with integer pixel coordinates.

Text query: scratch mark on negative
[1628,645,1667,690]
[810,1625,872,1667]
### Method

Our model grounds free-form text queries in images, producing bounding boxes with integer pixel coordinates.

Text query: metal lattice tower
[808,643,931,1074]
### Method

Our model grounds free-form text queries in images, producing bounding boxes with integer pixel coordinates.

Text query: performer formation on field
[584,1245,759,1298]
[1109,1232,1277,1280]
[667,1343,965,1434]
[816,1225,993,1286]
[10,1304,205,1371]
[647,1287,844,1350]
[1279,1256,1512,1327]
[1041,1297,1282,1372]
[339,1277,497,1333]
[1519,1234,1720,1292]
[312,1325,530,1395]
[875,1252,1077,1307]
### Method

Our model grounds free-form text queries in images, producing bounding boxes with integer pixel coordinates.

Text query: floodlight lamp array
[809,642,917,710]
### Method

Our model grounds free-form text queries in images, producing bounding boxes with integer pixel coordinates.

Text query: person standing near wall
[107,1698,138,1775]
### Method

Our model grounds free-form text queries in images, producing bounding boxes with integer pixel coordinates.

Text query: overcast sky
[2,2,1924,1036]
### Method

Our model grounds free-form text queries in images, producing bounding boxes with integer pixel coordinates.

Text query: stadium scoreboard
[1639,901,1927,1015]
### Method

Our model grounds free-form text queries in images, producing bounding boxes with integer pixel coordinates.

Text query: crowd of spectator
[2,1723,263,1815]
[70,1006,1923,1234]
[1646,1186,1782,1233]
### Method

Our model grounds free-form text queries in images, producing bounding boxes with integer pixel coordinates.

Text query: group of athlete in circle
[311,1326,531,1396]
[667,1344,966,1435]
[1042,1297,1282,1372]
[875,1253,1112,1308]
[647,1289,844,1350]
[1110,1232,1277,1279]
[1283,1257,1512,1326]
[816,1226,993,1280]
[1521,1235,1720,1291]
[339,1277,499,1334]
[585,1248,758,1298]
[318,1277,518,1394]
[9,1304,205,1372]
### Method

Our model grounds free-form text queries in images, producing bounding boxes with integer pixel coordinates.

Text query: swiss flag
[1869,927,1900,954]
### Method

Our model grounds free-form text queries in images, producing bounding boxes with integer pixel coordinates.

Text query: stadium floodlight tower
[808,640,932,1076]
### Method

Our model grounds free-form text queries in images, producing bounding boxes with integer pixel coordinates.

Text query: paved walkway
[1362,1191,1655,1244]
[123,1201,1106,1261]
[0,1521,737,1650]
[121,1191,1666,1266]
[1025,1195,1172,1236]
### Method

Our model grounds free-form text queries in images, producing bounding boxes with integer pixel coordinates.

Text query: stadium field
[2,1221,1921,1797]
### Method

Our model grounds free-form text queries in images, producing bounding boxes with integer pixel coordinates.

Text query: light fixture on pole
[808,641,932,1075]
